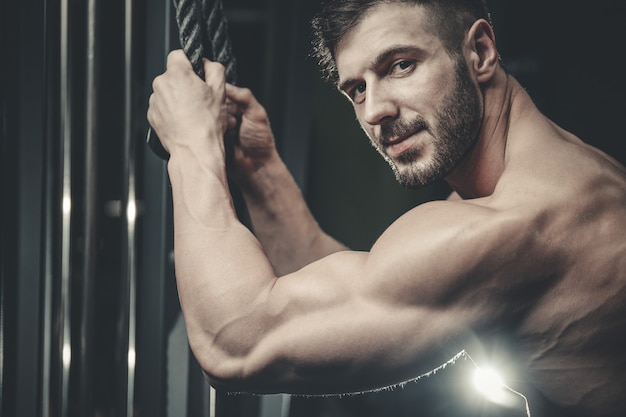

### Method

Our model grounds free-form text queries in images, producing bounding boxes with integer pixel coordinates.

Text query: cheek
[420,76,450,105]
[394,78,447,118]
[406,59,458,107]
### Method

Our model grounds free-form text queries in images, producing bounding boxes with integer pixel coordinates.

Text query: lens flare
[473,367,507,404]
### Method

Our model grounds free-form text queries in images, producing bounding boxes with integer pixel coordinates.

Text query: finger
[166,49,192,70]
[223,98,241,120]
[227,114,239,130]
[223,97,241,131]
[224,84,259,110]
[203,60,226,86]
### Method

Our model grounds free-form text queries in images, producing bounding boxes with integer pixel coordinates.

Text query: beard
[374,57,482,189]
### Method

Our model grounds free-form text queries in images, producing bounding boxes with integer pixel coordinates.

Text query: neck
[445,70,528,199]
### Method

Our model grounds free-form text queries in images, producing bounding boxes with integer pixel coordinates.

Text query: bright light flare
[62,342,72,368]
[62,195,72,215]
[126,200,137,223]
[128,347,136,368]
[473,367,508,404]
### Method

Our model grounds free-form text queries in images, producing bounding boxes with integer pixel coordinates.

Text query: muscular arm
[148,52,551,396]
[174,190,544,395]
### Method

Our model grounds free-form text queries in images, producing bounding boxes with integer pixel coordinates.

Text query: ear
[466,19,499,83]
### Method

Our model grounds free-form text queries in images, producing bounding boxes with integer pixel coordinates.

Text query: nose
[362,82,398,126]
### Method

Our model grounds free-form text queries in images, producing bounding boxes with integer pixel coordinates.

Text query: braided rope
[200,0,237,83]
[147,0,237,159]
[174,0,206,77]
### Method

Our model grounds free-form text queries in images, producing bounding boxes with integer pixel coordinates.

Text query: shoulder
[365,198,559,318]
[374,198,538,253]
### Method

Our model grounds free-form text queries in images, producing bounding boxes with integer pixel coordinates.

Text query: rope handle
[147,0,237,160]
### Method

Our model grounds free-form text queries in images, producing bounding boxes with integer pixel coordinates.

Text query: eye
[351,82,366,102]
[390,60,415,75]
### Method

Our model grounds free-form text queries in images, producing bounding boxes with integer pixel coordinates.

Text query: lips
[382,121,427,144]
[382,128,425,156]
[383,131,416,147]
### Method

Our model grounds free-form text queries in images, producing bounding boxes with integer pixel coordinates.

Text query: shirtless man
[147,0,626,415]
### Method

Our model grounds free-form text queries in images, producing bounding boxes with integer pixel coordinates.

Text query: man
[147,0,626,416]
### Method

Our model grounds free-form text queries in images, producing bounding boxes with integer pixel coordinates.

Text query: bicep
[242,249,485,394]
[237,203,546,394]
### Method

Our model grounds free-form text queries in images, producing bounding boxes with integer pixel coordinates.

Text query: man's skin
[148,3,626,416]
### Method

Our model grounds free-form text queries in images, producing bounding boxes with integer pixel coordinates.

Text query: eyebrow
[338,45,425,93]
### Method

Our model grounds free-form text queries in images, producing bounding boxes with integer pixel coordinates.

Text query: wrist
[232,147,283,195]
[167,140,228,183]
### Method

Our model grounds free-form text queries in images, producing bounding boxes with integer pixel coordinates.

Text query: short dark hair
[311,0,493,83]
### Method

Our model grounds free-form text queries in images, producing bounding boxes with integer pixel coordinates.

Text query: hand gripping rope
[147,0,237,160]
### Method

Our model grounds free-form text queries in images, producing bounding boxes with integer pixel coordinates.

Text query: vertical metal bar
[40,0,57,401]
[260,394,291,417]
[167,316,189,417]
[40,0,55,406]
[41,150,54,417]
[0,1,5,406]
[124,0,138,415]
[209,386,216,417]
[0,253,4,417]
[59,0,73,415]
[136,0,176,415]
[13,0,47,415]
[79,0,98,414]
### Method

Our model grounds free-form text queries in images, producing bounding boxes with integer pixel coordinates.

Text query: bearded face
[372,58,483,189]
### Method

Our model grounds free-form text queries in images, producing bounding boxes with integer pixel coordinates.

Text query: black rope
[147,0,237,160]
[200,0,237,82]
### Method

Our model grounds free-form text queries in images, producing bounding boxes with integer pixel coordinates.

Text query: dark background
[1,0,624,416]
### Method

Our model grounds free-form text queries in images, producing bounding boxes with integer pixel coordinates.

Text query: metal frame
[0,0,313,416]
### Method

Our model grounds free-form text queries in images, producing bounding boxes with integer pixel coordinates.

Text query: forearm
[237,150,348,275]
[167,149,277,363]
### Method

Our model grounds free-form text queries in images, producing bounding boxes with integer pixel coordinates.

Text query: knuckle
[151,74,163,91]
[168,49,183,60]
[166,50,176,65]
[166,49,186,69]
[206,61,226,75]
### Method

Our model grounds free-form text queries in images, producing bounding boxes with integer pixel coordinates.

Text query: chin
[390,163,431,189]
[397,152,455,189]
